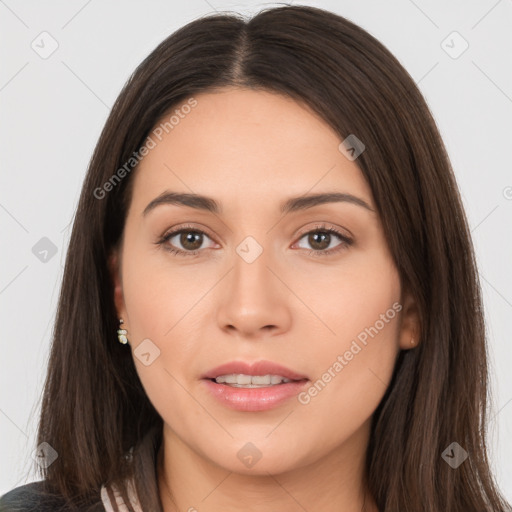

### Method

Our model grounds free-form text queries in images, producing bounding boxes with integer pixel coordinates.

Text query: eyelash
[155,223,353,258]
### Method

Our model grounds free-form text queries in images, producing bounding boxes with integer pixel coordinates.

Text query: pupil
[181,232,202,250]
[310,232,329,250]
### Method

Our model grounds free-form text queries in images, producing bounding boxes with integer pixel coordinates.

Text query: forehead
[129,87,372,216]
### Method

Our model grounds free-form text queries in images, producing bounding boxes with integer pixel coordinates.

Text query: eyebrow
[142,191,375,217]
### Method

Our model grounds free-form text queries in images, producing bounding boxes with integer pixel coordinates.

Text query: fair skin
[110,87,420,512]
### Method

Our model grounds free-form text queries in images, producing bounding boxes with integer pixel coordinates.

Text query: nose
[215,243,292,339]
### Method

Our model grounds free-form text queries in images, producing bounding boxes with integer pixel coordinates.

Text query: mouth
[200,360,310,411]
[208,373,301,388]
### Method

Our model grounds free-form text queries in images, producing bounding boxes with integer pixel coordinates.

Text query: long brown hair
[25,5,511,511]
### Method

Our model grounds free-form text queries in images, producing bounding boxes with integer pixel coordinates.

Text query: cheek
[295,256,401,434]
[121,238,206,341]
[120,242,218,403]
[120,247,202,422]
[293,246,401,347]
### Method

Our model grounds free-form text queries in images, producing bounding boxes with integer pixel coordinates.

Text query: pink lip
[202,379,310,412]
[200,360,309,412]
[201,360,308,381]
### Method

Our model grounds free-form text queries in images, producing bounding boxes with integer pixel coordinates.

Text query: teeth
[214,374,292,387]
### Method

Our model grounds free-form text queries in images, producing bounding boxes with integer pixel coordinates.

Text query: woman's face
[111,87,418,475]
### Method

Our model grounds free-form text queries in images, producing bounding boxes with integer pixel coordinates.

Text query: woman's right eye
[157,228,216,257]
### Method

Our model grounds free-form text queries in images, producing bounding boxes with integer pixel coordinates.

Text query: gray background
[1,0,511,500]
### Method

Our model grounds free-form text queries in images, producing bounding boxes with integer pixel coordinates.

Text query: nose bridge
[231,233,275,298]
[214,230,292,335]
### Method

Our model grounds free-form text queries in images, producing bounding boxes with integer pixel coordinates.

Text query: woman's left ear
[108,249,126,320]
[398,289,421,350]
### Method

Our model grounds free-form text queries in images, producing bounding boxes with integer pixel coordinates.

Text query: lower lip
[202,379,309,412]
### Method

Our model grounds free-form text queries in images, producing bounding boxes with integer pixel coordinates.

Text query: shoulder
[0,481,52,512]
[0,481,105,512]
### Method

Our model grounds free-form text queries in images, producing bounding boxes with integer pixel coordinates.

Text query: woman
[1,5,510,512]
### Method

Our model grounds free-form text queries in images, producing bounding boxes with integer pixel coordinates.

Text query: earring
[117,318,128,345]
[410,337,415,345]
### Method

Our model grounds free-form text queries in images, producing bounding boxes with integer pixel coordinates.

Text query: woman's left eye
[156,224,353,257]
[294,226,353,256]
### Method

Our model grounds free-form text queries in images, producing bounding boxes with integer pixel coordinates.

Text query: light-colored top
[100,477,144,512]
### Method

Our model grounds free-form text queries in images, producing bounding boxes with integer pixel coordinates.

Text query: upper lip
[201,360,309,381]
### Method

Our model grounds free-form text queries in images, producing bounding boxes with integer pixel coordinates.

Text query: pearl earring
[117,318,128,345]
